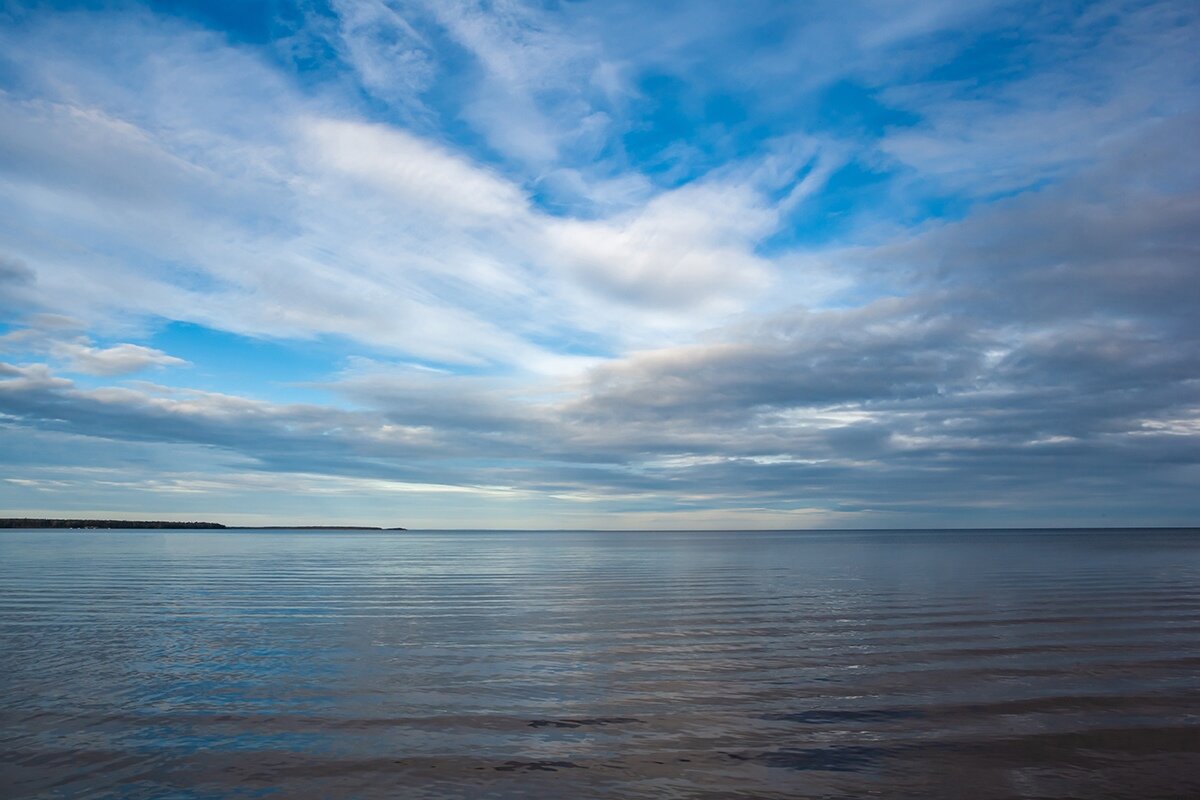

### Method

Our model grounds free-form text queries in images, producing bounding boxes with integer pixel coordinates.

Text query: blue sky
[0,0,1197,528]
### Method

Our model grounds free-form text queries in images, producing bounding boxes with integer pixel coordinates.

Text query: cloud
[0,1,1197,526]
[2,252,1197,525]
[0,321,188,376]
[0,254,36,316]
[327,0,437,107]
[50,342,188,376]
[412,0,612,166]
[0,254,34,286]
[0,10,804,369]
[542,181,774,311]
[879,0,1200,197]
[303,117,527,221]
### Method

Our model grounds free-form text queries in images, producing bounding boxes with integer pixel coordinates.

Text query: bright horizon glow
[1,1,1198,529]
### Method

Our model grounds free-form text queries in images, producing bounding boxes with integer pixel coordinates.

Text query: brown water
[1,528,1198,799]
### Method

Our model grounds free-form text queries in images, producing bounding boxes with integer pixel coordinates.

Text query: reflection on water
[1,528,1198,799]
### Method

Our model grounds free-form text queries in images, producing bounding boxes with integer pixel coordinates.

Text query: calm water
[1,529,1198,799]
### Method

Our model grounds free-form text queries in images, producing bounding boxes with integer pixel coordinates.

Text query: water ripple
[1,528,1198,799]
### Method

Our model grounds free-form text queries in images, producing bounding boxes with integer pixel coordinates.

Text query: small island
[0,518,406,530]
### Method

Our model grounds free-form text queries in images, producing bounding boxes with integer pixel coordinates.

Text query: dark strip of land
[0,518,225,529]
[0,519,406,530]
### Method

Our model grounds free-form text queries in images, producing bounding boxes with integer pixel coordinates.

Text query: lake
[1,528,1198,798]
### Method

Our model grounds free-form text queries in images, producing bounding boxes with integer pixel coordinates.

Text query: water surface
[2,528,1198,798]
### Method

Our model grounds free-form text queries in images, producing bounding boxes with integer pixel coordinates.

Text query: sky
[0,0,1197,529]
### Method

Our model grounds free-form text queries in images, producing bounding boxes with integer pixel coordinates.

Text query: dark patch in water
[493,759,586,772]
[528,716,643,729]
[723,746,891,772]
[763,708,924,725]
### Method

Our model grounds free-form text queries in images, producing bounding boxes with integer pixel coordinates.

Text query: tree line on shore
[0,518,226,529]
[0,519,406,530]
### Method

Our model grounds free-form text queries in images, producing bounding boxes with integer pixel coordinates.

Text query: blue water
[1,528,1198,798]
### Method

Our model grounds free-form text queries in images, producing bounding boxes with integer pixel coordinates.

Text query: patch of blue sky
[146,322,524,401]
[921,25,1035,88]
[521,328,615,361]
[0,44,27,96]
[808,81,921,139]
[762,160,899,252]
[621,75,764,186]
[134,0,298,46]
[145,322,349,405]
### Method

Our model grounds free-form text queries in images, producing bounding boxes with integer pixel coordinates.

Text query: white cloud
[0,323,187,376]
[303,117,527,221]
[50,342,188,376]
[0,12,796,372]
[417,0,608,166]
[541,181,774,312]
[328,0,437,107]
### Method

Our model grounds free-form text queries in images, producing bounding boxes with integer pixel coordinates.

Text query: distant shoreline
[2,520,1193,533]
[0,518,406,530]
